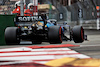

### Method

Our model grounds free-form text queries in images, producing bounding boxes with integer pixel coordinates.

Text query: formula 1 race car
[5,14,84,45]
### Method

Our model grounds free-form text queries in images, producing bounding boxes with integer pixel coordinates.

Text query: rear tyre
[72,26,84,43]
[48,26,62,44]
[5,27,20,45]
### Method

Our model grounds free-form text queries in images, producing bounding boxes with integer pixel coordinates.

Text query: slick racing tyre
[48,26,62,44]
[72,26,84,43]
[5,27,20,45]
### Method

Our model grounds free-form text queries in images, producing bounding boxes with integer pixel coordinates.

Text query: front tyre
[72,26,84,43]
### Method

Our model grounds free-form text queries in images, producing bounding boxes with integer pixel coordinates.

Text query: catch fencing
[0,0,16,14]
[50,0,100,29]
[0,0,97,20]
[50,0,97,21]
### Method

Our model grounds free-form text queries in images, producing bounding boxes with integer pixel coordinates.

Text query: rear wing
[15,14,47,22]
[15,16,42,22]
[14,14,47,27]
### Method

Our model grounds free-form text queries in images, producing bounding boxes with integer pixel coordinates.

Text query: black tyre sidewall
[48,26,62,43]
[5,27,20,45]
[72,26,84,43]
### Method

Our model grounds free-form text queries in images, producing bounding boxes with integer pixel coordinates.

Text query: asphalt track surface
[0,29,100,59]
[69,29,100,59]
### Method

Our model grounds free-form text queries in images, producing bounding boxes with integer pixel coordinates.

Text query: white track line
[0,47,91,65]
[80,45,100,47]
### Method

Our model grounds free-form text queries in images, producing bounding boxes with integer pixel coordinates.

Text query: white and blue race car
[5,14,84,45]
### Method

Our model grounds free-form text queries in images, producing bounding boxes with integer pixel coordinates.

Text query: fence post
[96,6,100,30]
[33,0,38,16]
[78,8,83,25]
[20,0,24,16]
[68,0,71,6]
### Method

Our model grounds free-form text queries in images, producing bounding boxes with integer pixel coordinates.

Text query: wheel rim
[81,27,84,41]
[59,27,62,42]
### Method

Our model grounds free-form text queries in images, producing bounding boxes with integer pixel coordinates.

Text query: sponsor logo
[16,16,42,22]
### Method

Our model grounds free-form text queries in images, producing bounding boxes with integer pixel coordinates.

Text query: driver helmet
[47,20,51,24]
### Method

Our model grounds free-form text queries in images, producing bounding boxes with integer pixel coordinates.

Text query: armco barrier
[0,15,16,45]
